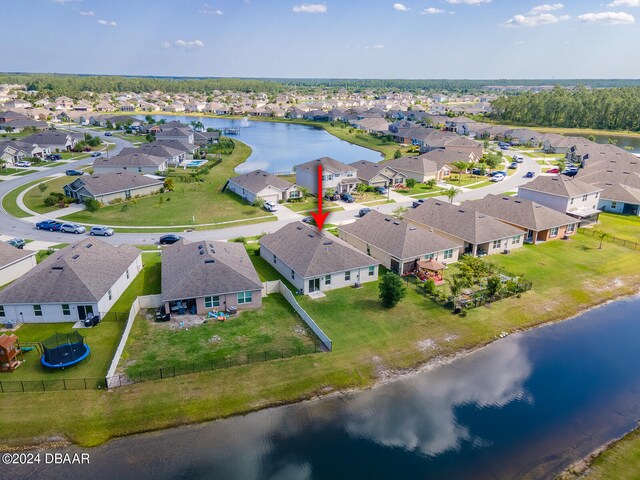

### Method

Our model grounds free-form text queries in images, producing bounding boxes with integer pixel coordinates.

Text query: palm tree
[445,187,461,204]
[595,230,608,249]
[447,274,468,298]
[451,161,468,184]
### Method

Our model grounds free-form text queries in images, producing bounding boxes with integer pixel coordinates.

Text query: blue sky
[2,0,640,78]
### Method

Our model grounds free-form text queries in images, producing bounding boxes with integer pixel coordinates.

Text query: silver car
[60,223,86,234]
[89,226,114,236]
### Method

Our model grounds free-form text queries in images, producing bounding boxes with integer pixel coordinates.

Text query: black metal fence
[109,343,324,387]
[0,377,107,393]
[578,229,639,251]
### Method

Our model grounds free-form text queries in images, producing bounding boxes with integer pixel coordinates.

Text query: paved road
[0,140,543,246]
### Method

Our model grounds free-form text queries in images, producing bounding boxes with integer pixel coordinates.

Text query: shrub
[38,183,48,193]
[424,278,437,296]
[379,272,407,308]
[406,178,416,188]
[164,178,174,191]
[84,198,101,212]
[231,236,247,244]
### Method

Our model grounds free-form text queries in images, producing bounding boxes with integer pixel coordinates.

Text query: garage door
[260,193,280,204]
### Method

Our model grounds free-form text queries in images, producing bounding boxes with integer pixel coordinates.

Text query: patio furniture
[416,259,446,286]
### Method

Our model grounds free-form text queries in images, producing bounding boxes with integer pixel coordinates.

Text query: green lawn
[573,429,640,480]
[120,294,317,380]
[395,185,444,196]
[1,179,43,218]
[60,140,271,227]
[592,213,640,243]
[285,197,342,213]
[23,175,74,214]
[446,173,489,187]
[4,252,160,383]
[466,179,493,189]
[323,123,413,160]
[0,216,639,448]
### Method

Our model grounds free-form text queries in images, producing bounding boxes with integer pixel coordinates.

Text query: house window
[62,304,70,316]
[137,167,142,173]
[273,254,277,264]
[346,172,354,177]
[368,266,375,276]
[570,198,574,205]
[512,236,521,245]
[126,269,130,280]
[492,240,502,249]
[290,191,300,199]
[325,275,331,285]
[237,291,252,305]
[611,201,617,209]
[204,296,220,308]
[550,227,559,238]
[0,306,4,318]
[125,190,132,199]
[345,271,351,281]
[582,194,588,202]
[424,253,435,260]
[108,289,112,301]
[444,249,453,260]
[34,305,42,317]
[567,223,576,233]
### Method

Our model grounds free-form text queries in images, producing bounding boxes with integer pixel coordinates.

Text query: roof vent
[409,226,417,231]
[393,221,400,225]
[296,226,302,230]
[52,266,64,270]
[323,240,332,245]
[384,218,391,222]
[198,244,204,249]
[308,234,315,238]
[86,243,92,248]
[199,250,205,255]
[204,259,215,264]
[71,254,80,259]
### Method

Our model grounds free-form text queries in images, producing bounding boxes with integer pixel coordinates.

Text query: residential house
[155,127,194,144]
[0,242,37,287]
[92,152,169,174]
[501,128,543,146]
[22,131,80,151]
[227,169,301,204]
[64,172,164,204]
[417,132,483,160]
[349,159,406,188]
[161,239,263,315]
[338,210,462,275]
[404,199,525,256]
[0,140,49,165]
[260,222,379,295]
[121,142,188,166]
[0,239,142,323]
[193,131,220,145]
[517,176,603,224]
[460,194,579,244]
[384,155,451,182]
[296,157,359,195]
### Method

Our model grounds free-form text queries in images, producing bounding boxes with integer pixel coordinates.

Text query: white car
[512,155,524,163]
[15,161,31,167]
[264,201,278,212]
[60,223,86,234]
[490,174,505,182]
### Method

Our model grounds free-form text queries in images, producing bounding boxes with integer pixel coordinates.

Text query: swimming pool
[184,160,207,167]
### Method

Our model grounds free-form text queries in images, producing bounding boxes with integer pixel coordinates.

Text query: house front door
[77,305,94,320]
[308,278,320,293]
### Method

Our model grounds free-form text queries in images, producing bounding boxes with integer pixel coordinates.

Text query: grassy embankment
[0,214,638,448]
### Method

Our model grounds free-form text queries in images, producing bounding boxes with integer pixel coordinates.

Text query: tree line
[489,86,640,131]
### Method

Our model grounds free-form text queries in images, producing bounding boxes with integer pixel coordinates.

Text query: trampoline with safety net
[41,332,90,369]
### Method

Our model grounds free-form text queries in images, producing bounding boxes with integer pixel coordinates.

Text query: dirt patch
[293,325,308,336]
[417,339,437,351]
[208,335,222,344]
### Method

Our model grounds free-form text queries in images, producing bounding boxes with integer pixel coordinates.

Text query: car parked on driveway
[340,193,355,203]
[35,219,62,231]
[6,238,26,249]
[359,208,371,217]
[512,155,524,163]
[90,226,114,236]
[374,186,387,195]
[60,223,86,234]
[491,170,507,177]
[15,161,31,167]
[159,234,183,245]
[46,154,61,161]
[65,169,84,176]
[264,201,278,212]
[546,167,560,174]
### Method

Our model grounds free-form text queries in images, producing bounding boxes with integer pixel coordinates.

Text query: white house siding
[0,255,37,287]
[599,199,640,216]
[227,181,258,204]
[92,164,166,175]
[260,244,305,292]
[296,168,358,195]
[96,254,143,317]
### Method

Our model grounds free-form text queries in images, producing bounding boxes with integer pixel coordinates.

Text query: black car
[46,154,61,161]
[65,169,84,176]
[159,234,182,245]
[359,208,371,217]
[340,192,355,203]
[412,199,426,208]
[301,217,315,225]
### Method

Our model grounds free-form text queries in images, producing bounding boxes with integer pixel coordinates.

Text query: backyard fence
[0,377,108,393]
[578,228,639,251]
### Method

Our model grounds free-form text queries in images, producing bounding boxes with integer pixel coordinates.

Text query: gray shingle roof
[0,242,35,270]
[384,155,441,175]
[460,194,577,232]
[404,198,525,244]
[65,172,163,196]
[339,210,462,260]
[519,175,602,198]
[349,160,400,182]
[229,170,294,194]
[0,239,140,304]
[260,222,378,278]
[93,152,167,168]
[162,239,262,302]
[296,157,353,174]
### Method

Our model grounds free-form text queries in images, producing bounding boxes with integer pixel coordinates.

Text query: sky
[2,0,640,79]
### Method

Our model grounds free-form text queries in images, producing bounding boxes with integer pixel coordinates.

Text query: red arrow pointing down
[310,164,329,231]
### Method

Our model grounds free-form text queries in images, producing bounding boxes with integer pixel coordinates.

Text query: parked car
[46,153,61,161]
[546,167,560,174]
[324,193,340,201]
[91,152,102,157]
[60,223,86,234]
[499,145,510,150]
[340,193,355,203]
[562,169,578,177]
[89,226,115,236]
[359,208,371,217]
[513,155,525,163]
[159,234,182,245]
[374,186,387,195]
[6,238,26,249]
[491,170,507,177]
[35,219,62,231]
[509,162,518,169]
[65,169,84,176]
[302,217,315,224]
[264,201,278,212]
[525,171,535,178]
[104,132,113,136]
[412,198,426,208]
[471,168,485,176]
[490,174,505,182]
[15,161,31,167]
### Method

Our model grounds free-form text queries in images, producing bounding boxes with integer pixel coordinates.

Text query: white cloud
[445,0,491,4]
[528,3,564,15]
[79,10,94,16]
[174,39,205,48]
[422,7,445,14]
[292,3,327,13]
[505,12,570,27]
[372,44,385,49]
[578,11,635,24]
[97,19,117,27]
[514,40,525,45]
[199,3,223,15]
[51,0,82,4]
[607,0,640,7]
[393,3,409,11]
[161,41,171,49]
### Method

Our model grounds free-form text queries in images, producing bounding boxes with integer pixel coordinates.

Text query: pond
[590,134,640,154]
[138,116,383,173]
[10,295,640,480]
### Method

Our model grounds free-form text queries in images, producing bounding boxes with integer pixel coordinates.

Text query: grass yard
[1,179,43,218]
[323,123,411,160]
[361,199,395,206]
[395,184,444,196]
[570,429,640,480]
[120,294,317,380]
[285,197,342,213]
[60,139,271,227]
[587,213,640,243]
[446,173,489,187]
[4,252,160,383]
[23,175,74,214]
[352,191,386,203]
[466,179,493,189]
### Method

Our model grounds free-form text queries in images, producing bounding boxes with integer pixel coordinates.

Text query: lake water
[140,116,383,173]
[10,295,640,480]
[591,134,640,154]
